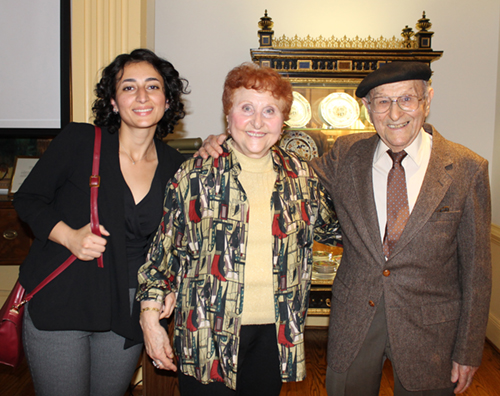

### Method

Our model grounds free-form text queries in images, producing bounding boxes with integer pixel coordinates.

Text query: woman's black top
[14,122,185,346]
[123,165,164,287]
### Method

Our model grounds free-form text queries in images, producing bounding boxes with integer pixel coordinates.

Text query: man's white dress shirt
[372,128,432,242]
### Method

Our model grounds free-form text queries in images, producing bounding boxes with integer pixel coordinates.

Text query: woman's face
[111,61,169,134]
[227,88,285,159]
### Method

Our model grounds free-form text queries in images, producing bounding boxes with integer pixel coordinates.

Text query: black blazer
[14,122,185,345]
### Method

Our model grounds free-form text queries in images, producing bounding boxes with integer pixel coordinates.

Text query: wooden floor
[280,329,500,396]
[1,329,500,395]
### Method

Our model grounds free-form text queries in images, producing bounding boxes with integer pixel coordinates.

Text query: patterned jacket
[137,141,341,389]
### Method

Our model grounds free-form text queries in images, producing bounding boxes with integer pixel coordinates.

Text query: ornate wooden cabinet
[250,11,443,325]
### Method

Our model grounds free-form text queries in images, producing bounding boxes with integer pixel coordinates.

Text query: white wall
[487,6,500,349]
[155,0,499,172]
[0,0,61,128]
[492,11,500,226]
[154,0,500,348]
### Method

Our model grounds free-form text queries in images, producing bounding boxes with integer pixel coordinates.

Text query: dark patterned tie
[383,150,409,258]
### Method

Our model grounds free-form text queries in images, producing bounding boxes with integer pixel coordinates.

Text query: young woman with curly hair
[14,49,188,396]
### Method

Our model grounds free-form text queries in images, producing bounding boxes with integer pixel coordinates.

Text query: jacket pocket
[428,210,461,222]
[331,277,349,304]
[421,300,461,325]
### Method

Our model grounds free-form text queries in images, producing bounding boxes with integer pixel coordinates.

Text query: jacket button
[383,269,391,277]
[369,300,375,307]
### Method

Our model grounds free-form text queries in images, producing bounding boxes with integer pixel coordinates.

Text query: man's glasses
[367,95,424,113]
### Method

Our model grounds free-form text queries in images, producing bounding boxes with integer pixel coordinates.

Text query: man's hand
[194,133,227,159]
[451,361,478,394]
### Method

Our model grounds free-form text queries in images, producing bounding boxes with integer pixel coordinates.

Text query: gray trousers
[22,290,143,396]
[326,296,455,396]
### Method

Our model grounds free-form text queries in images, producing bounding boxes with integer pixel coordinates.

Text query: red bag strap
[23,125,104,303]
[90,126,103,268]
[25,254,76,302]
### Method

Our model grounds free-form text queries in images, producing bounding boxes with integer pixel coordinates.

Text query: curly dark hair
[92,48,189,138]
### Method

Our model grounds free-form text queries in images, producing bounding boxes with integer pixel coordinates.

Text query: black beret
[355,62,432,98]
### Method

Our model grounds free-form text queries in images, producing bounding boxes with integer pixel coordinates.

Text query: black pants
[178,324,282,396]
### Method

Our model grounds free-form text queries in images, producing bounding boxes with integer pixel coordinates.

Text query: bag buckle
[10,300,27,314]
[89,175,100,188]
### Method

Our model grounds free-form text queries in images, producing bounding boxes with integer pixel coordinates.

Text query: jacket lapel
[389,128,453,259]
[348,134,386,260]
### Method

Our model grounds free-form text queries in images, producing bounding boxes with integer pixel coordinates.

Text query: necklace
[119,140,154,165]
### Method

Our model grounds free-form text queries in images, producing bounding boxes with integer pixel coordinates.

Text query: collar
[227,140,274,173]
[373,127,432,168]
[223,138,304,179]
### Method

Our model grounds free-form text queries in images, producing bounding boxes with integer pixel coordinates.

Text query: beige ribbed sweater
[229,142,277,324]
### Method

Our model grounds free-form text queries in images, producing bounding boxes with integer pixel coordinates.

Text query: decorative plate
[284,91,312,128]
[319,92,360,128]
[279,130,319,161]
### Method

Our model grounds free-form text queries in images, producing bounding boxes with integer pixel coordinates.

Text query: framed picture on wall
[0,0,70,137]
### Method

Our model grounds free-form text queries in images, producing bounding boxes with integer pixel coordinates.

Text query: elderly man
[197,62,492,395]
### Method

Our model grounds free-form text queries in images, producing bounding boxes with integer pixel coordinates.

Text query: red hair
[222,62,293,120]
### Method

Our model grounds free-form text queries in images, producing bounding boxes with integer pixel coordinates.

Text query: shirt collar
[373,127,432,167]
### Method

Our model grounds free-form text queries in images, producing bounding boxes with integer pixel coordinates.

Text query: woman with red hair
[137,62,341,396]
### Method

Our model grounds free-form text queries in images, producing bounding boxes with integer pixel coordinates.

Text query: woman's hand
[49,221,110,261]
[160,292,177,320]
[140,301,177,371]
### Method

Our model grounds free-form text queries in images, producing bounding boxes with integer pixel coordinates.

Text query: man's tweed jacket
[311,123,492,391]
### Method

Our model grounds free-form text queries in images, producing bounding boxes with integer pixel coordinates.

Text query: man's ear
[425,87,434,117]
[361,97,374,124]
